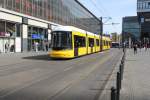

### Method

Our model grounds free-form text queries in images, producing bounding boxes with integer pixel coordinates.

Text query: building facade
[137,0,150,44]
[0,0,101,53]
[122,16,140,45]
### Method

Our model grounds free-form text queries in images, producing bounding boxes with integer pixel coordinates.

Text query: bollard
[116,72,120,90]
[111,87,116,100]
[122,56,125,63]
[119,64,123,80]
[116,72,121,100]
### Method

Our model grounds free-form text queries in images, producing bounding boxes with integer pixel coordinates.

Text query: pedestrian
[133,44,137,54]
[139,42,142,52]
[10,45,15,52]
[35,42,39,52]
[144,44,147,51]
[5,42,9,53]
[45,42,49,51]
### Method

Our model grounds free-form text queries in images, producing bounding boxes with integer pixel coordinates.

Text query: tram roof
[53,26,86,34]
[53,26,99,36]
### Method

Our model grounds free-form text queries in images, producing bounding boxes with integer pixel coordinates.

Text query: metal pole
[116,72,121,100]
[100,17,103,51]
[111,87,116,100]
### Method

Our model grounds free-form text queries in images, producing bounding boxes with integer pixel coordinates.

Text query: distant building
[122,16,140,45]
[111,33,119,42]
[137,0,150,44]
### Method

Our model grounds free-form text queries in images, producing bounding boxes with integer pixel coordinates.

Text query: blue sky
[79,0,137,34]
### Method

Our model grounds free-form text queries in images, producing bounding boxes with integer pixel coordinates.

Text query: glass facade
[137,0,150,10]
[0,20,21,53]
[122,16,140,44]
[0,0,100,34]
[28,26,48,51]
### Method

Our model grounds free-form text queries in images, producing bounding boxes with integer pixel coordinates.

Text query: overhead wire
[90,0,119,33]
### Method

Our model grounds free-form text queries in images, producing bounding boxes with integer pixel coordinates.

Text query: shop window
[44,30,48,40]
[6,22,16,37]
[0,21,5,36]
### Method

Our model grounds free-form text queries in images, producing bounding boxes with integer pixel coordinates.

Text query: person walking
[35,42,39,52]
[45,42,49,52]
[133,44,137,54]
[5,42,9,53]
[144,44,147,51]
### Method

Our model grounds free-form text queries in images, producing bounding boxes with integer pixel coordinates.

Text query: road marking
[49,52,116,100]
[64,67,73,72]
[0,50,119,99]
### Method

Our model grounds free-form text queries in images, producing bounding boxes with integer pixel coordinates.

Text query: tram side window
[106,41,108,46]
[103,40,105,46]
[108,42,110,46]
[74,36,86,48]
[89,38,94,47]
[96,39,100,46]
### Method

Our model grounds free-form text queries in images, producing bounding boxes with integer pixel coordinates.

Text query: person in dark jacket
[133,44,137,54]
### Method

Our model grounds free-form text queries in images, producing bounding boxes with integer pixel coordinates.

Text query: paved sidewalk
[121,49,150,100]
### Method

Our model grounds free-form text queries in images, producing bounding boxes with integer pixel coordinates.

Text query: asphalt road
[0,49,122,100]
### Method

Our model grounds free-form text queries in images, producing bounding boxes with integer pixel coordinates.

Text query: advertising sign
[32,34,43,39]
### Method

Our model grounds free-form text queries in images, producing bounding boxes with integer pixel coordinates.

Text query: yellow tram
[49,26,111,58]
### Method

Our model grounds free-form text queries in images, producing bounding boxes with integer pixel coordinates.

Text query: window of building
[15,0,21,12]
[6,22,16,37]
[26,0,32,15]
[6,0,13,10]
[0,0,4,8]
[0,21,5,37]
[16,24,21,37]
[1,0,100,34]
[148,2,150,8]
[28,26,48,51]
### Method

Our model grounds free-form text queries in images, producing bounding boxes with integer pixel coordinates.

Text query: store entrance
[28,26,48,52]
[0,38,15,53]
[28,39,44,52]
[32,39,44,51]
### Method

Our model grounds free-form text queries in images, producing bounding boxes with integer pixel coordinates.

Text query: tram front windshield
[51,31,72,50]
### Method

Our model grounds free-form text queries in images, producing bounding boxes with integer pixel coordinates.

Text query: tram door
[89,38,94,53]
[74,36,78,57]
[91,46,93,53]
[74,47,78,57]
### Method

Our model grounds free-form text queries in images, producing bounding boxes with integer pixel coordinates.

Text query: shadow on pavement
[22,54,72,61]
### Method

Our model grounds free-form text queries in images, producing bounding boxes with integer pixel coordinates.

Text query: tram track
[47,49,122,100]
[0,50,111,98]
[0,51,110,98]
[0,49,122,100]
